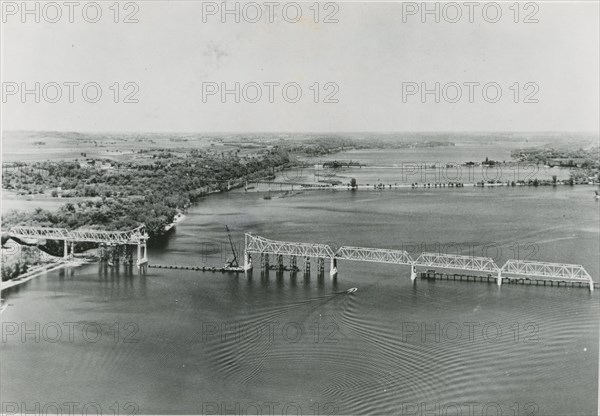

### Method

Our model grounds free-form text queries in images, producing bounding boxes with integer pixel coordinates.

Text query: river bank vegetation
[511,146,600,183]
[3,146,292,236]
[2,133,598,281]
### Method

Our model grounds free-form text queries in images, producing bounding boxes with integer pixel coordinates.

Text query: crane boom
[225,225,239,267]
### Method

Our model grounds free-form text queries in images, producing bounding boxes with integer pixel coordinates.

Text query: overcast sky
[2,1,599,132]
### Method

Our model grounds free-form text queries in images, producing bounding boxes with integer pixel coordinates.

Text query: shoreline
[0,258,77,292]
[164,212,187,231]
[245,181,600,192]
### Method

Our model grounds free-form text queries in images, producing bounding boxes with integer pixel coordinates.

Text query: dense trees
[3,148,291,237]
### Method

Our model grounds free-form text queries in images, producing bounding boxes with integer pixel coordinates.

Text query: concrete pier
[243,252,253,271]
[330,257,338,278]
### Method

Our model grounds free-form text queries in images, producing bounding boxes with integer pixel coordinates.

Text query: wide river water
[2,149,599,415]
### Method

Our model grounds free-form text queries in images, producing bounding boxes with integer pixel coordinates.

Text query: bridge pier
[278,254,284,271]
[126,245,134,265]
[304,257,310,274]
[136,241,148,273]
[410,264,417,282]
[497,270,502,286]
[63,240,69,259]
[330,257,338,278]
[113,245,120,266]
[243,251,253,271]
[318,258,325,276]
[290,256,297,270]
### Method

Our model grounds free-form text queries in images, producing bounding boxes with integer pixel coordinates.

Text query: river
[1,146,599,415]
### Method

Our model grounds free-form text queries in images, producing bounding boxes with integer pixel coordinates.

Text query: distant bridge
[7,225,149,270]
[245,180,332,189]
[244,234,595,291]
[321,160,365,168]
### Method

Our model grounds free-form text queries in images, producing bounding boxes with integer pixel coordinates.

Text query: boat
[346,287,358,293]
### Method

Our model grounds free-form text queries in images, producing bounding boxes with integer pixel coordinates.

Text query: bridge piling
[136,240,148,273]
[243,252,253,271]
[410,265,417,282]
[330,257,338,278]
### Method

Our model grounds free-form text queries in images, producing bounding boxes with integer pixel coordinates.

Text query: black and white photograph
[1,1,599,415]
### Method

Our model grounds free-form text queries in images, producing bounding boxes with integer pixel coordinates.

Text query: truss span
[414,252,500,273]
[241,233,596,290]
[501,260,592,282]
[8,226,147,245]
[245,234,335,258]
[335,246,413,265]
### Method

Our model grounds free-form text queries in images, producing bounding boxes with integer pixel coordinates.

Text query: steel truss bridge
[244,234,595,291]
[246,180,332,188]
[245,234,335,258]
[414,252,499,274]
[501,260,592,283]
[7,226,149,269]
[336,246,413,265]
[9,226,147,245]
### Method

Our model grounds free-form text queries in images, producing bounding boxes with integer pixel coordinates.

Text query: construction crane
[225,225,239,268]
